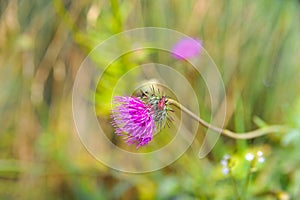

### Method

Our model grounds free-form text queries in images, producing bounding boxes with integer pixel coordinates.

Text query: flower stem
[229,170,240,200]
[243,165,252,200]
[168,99,288,140]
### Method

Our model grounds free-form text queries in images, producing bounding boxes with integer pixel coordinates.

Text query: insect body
[158,96,167,110]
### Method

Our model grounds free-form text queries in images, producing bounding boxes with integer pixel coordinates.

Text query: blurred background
[1,0,300,199]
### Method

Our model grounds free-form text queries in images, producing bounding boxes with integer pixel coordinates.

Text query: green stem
[244,168,251,200]
[229,170,240,199]
[168,99,288,140]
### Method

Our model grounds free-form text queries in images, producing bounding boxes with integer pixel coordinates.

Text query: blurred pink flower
[171,38,202,60]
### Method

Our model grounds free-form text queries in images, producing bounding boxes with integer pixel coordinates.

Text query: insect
[157,96,168,110]
[136,85,174,131]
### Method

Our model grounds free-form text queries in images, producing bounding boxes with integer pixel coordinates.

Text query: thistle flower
[111,88,172,148]
[171,38,202,60]
[111,96,156,148]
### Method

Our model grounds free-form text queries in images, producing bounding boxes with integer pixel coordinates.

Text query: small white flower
[221,154,230,166]
[257,151,263,157]
[245,153,255,161]
[223,154,230,160]
[221,154,231,175]
[258,157,265,163]
[221,160,227,166]
[222,167,229,175]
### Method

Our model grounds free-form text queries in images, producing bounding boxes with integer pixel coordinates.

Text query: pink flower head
[111,96,156,148]
[171,38,202,60]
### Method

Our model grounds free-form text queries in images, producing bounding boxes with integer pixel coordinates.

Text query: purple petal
[111,96,156,148]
